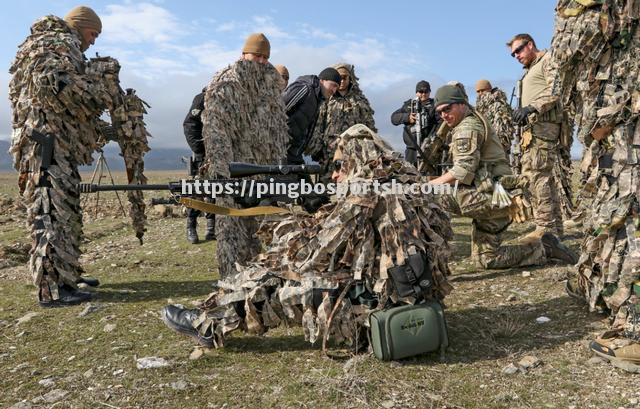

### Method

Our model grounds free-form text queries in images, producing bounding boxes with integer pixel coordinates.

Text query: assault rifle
[410,98,427,150]
[511,81,523,174]
[79,162,329,213]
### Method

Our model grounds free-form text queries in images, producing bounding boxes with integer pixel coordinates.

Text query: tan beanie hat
[475,79,492,92]
[242,33,270,58]
[274,64,289,80]
[64,5,102,33]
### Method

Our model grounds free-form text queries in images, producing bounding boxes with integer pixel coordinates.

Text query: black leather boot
[186,217,199,244]
[162,305,213,348]
[39,285,92,308]
[76,276,100,287]
[204,217,216,241]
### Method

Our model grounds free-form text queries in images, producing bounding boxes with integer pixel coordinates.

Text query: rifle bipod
[82,150,128,218]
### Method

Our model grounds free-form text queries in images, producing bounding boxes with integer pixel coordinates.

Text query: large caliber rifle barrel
[229,162,321,177]
[79,183,176,193]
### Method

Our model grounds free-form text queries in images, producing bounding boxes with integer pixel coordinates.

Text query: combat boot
[541,233,578,265]
[39,285,92,308]
[162,304,213,348]
[590,336,640,370]
[204,217,216,241]
[186,217,199,244]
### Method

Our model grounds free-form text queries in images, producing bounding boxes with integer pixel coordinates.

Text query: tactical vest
[521,52,561,123]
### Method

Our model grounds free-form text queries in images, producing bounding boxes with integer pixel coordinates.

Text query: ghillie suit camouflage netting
[201,60,289,279]
[188,125,453,348]
[551,0,640,334]
[306,63,376,181]
[9,15,150,300]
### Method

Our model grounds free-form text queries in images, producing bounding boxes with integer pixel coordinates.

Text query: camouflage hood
[333,62,364,95]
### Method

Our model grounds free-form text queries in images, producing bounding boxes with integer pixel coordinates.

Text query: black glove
[513,106,536,125]
[298,195,330,213]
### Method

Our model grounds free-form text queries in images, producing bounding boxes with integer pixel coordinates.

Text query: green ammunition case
[370,301,448,361]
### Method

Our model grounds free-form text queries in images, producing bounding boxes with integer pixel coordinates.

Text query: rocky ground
[0,170,638,409]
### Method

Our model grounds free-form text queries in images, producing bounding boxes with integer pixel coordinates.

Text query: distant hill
[0,140,191,172]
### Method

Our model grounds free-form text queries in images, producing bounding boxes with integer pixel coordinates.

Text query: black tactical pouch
[388,252,433,299]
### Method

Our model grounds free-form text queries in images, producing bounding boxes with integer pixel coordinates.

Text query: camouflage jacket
[449,111,511,186]
[9,15,108,170]
[202,60,289,178]
[476,88,514,155]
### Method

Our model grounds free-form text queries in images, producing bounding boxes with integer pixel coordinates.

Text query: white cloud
[251,16,290,39]
[216,21,237,32]
[101,3,185,44]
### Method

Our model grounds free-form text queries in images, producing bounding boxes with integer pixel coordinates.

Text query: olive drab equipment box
[370,301,448,361]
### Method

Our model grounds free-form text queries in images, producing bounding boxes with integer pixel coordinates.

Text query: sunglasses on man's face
[511,41,530,58]
[333,160,344,171]
[417,90,429,94]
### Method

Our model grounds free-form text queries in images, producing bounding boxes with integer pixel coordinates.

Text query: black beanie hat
[415,80,431,93]
[318,67,341,84]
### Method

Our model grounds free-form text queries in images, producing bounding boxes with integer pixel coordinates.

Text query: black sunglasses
[333,160,343,171]
[511,41,530,58]
[417,90,429,94]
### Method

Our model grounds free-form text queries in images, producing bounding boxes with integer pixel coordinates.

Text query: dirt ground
[0,170,637,409]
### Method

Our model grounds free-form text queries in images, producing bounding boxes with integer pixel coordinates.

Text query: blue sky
[0,0,560,154]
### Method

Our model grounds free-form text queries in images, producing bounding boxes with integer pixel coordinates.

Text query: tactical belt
[179,197,290,216]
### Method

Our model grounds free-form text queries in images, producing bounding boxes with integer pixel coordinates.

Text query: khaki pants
[521,122,563,235]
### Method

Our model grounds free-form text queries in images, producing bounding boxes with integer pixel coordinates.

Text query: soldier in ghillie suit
[475,79,514,157]
[306,63,376,182]
[549,0,640,367]
[430,84,577,269]
[201,33,289,279]
[9,6,151,307]
[161,124,453,350]
[508,33,566,239]
[391,81,442,175]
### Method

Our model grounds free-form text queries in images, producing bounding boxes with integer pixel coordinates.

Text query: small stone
[8,402,32,409]
[522,271,531,278]
[170,380,188,390]
[38,377,55,388]
[42,389,68,404]
[502,363,519,375]
[506,294,517,302]
[83,369,94,378]
[103,323,116,333]
[136,356,170,369]
[78,303,101,317]
[381,400,395,409]
[10,363,28,373]
[189,348,204,360]
[110,264,117,267]
[67,355,76,362]
[629,398,638,405]
[536,316,551,324]
[518,355,542,369]
[16,312,39,325]
[587,356,605,366]
[112,369,124,376]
